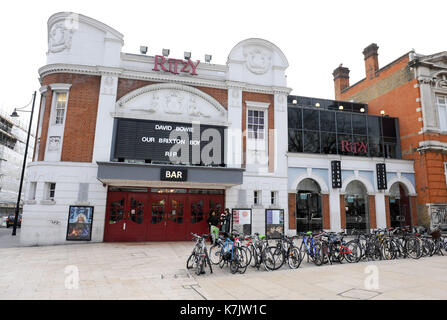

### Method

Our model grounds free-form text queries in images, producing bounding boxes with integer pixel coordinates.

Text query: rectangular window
[247,110,265,140]
[271,191,278,205]
[436,94,447,131]
[46,182,56,200]
[55,92,67,125]
[444,162,447,188]
[29,182,37,200]
[254,190,261,205]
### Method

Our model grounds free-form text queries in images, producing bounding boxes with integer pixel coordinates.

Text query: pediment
[420,51,447,69]
[115,83,228,126]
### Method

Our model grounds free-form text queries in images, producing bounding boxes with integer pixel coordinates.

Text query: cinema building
[21,12,416,245]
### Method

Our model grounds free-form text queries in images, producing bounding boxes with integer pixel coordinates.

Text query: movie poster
[66,206,94,241]
[231,209,252,235]
[266,209,284,239]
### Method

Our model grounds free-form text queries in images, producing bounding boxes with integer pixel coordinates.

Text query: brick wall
[40,73,101,162]
[368,195,377,229]
[288,193,296,229]
[322,194,330,229]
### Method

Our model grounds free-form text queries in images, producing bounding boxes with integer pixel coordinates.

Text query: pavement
[0,239,446,300]
[0,226,21,248]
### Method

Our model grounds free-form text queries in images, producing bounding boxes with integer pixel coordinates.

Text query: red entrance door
[104,192,148,242]
[147,194,189,241]
[187,195,224,238]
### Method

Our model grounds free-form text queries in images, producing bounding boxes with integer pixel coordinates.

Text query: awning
[96,162,244,188]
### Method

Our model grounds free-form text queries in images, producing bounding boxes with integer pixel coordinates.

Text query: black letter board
[376,163,387,190]
[331,160,342,188]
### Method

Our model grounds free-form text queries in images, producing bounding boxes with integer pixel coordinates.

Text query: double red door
[104,192,147,242]
[104,191,224,242]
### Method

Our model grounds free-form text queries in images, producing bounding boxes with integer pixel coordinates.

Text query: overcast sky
[1,0,446,120]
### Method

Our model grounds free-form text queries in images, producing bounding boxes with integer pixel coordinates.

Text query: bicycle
[246,233,277,271]
[297,231,325,266]
[268,234,302,270]
[186,233,213,275]
[208,232,248,274]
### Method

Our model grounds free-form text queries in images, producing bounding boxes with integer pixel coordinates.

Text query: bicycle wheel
[239,246,251,268]
[344,241,360,263]
[234,247,248,274]
[229,256,239,274]
[381,239,396,260]
[186,253,195,269]
[266,246,284,270]
[287,247,302,269]
[204,248,213,274]
[329,242,342,263]
[262,247,276,271]
[311,241,325,266]
[406,237,422,259]
[249,245,258,267]
[209,244,223,265]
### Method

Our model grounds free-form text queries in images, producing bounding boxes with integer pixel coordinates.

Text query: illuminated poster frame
[231,208,252,235]
[265,209,285,239]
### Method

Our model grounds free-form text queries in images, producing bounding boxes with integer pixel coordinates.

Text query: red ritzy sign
[341,140,368,154]
[153,55,200,75]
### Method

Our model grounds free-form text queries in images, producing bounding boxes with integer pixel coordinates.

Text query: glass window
[437,95,447,131]
[352,114,367,135]
[367,117,381,136]
[303,109,319,131]
[247,109,265,139]
[320,111,336,132]
[288,129,303,152]
[352,135,368,156]
[55,92,67,125]
[271,191,278,205]
[368,136,382,157]
[28,182,37,200]
[321,132,337,154]
[254,190,261,205]
[336,113,352,133]
[303,131,320,153]
[381,117,396,137]
[288,107,302,129]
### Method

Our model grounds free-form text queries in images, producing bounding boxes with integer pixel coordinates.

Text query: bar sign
[376,163,387,190]
[331,160,342,188]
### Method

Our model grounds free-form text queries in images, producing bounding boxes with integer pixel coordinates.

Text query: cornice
[38,63,292,95]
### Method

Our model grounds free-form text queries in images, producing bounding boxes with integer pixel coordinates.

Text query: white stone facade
[21,12,291,245]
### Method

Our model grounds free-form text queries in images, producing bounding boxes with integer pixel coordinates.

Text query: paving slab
[0,241,446,300]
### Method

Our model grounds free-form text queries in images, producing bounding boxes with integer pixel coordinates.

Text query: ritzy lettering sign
[341,140,368,154]
[153,55,200,75]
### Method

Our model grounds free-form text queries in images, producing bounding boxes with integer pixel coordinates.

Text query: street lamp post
[11,91,36,236]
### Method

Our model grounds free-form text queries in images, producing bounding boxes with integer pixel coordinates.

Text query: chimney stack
[363,43,379,80]
[333,64,350,100]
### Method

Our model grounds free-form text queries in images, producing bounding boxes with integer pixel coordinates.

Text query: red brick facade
[334,46,447,226]
[39,73,101,162]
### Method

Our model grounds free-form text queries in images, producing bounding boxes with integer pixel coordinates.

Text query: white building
[21,12,416,246]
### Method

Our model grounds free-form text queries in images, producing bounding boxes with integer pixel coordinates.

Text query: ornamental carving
[48,22,74,53]
[117,84,225,124]
[243,45,272,75]
[48,136,61,152]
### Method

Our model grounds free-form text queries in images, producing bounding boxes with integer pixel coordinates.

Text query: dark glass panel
[368,136,382,157]
[336,113,352,134]
[303,131,320,153]
[321,132,337,154]
[303,109,319,131]
[288,129,303,152]
[382,117,397,137]
[288,107,301,129]
[367,116,381,136]
[297,96,313,107]
[320,111,336,132]
[352,114,367,135]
